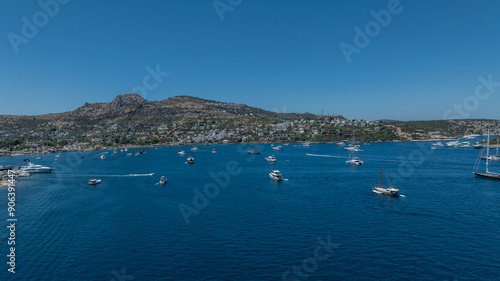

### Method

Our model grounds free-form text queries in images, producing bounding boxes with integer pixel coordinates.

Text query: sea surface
[0,142,499,280]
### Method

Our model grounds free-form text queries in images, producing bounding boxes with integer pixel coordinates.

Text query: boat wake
[306,153,344,158]
[57,173,154,177]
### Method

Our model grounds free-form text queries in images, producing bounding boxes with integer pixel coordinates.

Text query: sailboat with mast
[474,128,500,180]
[372,166,400,196]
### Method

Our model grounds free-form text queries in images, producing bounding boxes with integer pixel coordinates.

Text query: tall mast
[486,127,490,173]
[389,170,391,187]
[379,166,382,187]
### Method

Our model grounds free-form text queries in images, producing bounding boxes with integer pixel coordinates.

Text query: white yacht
[20,163,54,173]
[269,170,284,181]
[460,142,472,148]
[345,146,362,152]
[100,154,106,160]
[346,157,364,165]
[178,150,186,155]
[265,155,277,162]
[336,141,345,146]
[187,156,195,164]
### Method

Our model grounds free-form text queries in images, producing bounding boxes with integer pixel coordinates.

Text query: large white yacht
[20,163,54,173]
[269,170,284,181]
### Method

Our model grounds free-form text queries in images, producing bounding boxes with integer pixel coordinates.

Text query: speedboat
[191,146,199,151]
[20,163,54,173]
[126,153,132,157]
[345,146,363,152]
[100,154,106,160]
[473,142,483,149]
[248,149,260,154]
[178,150,186,155]
[460,142,472,148]
[212,149,217,153]
[159,176,167,185]
[55,154,62,158]
[88,179,101,185]
[187,156,195,164]
[265,155,277,162]
[135,152,140,157]
[432,142,444,147]
[269,170,284,181]
[302,142,311,147]
[336,142,345,146]
[272,145,283,151]
[346,157,364,165]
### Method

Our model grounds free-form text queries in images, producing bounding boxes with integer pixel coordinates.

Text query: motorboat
[336,142,345,146]
[159,176,167,185]
[20,163,54,173]
[187,156,195,164]
[272,145,283,151]
[135,152,140,157]
[55,154,62,158]
[126,153,132,157]
[346,157,364,165]
[473,142,483,149]
[247,149,260,154]
[460,142,472,148]
[372,167,399,196]
[178,150,186,155]
[302,142,311,147]
[269,170,284,181]
[345,146,363,152]
[432,142,444,147]
[191,146,199,151]
[265,155,277,162]
[212,149,217,153]
[100,154,106,160]
[88,179,101,185]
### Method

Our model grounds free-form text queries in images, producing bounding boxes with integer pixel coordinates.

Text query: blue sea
[1,142,499,280]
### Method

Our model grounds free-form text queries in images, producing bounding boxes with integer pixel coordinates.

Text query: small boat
[120,149,124,153]
[272,145,283,151]
[126,153,132,157]
[191,146,199,151]
[346,157,364,165]
[265,155,277,162]
[336,142,345,146]
[36,156,42,160]
[187,156,195,164]
[159,176,167,185]
[88,179,101,185]
[135,152,140,157]
[138,150,147,155]
[269,170,284,181]
[100,155,106,160]
[178,150,186,155]
[432,142,444,147]
[460,142,472,148]
[372,167,399,196]
[302,142,311,147]
[212,149,217,153]
[473,142,483,149]
[113,149,118,154]
[431,146,438,150]
[345,145,363,152]
[124,148,128,152]
[80,156,84,159]
[55,154,62,158]
[247,149,261,154]
[346,151,364,165]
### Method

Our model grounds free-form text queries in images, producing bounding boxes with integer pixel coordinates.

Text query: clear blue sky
[1,0,500,120]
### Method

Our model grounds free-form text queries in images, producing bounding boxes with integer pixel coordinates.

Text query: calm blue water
[0,142,499,280]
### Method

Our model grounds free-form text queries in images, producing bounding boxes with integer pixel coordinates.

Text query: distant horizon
[2,1,500,120]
